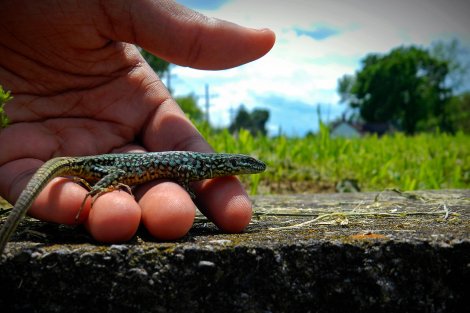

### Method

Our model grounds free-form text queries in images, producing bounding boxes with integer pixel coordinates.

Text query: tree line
[140,41,470,136]
[338,39,469,134]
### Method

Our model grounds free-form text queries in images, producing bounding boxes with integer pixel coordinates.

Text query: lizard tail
[0,157,74,255]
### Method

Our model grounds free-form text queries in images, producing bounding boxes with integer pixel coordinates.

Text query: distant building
[330,120,395,138]
[330,121,362,138]
[361,122,395,136]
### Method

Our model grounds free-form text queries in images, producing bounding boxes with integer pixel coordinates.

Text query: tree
[337,74,355,105]
[250,109,270,135]
[175,94,204,123]
[446,92,470,133]
[338,46,451,134]
[229,106,270,136]
[431,39,470,93]
[139,48,170,77]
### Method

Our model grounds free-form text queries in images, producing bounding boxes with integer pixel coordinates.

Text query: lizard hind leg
[70,177,93,190]
[74,167,131,221]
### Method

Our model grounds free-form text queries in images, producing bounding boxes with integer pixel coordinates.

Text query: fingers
[103,0,275,69]
[30,181,142,243]
[195,176,253,233]
[136,180,196,240]
[25,178,92,225]
[134,177,252,238]
[84,191,141,243]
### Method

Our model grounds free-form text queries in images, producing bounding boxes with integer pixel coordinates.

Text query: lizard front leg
[75,167,130,220]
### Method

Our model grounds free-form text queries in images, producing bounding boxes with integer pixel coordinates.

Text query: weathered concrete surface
[0,189,469,313]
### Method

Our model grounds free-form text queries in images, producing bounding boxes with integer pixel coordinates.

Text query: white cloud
[173,0,470,135]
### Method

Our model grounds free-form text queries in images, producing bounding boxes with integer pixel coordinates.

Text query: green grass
[0,85,12,128]
[199,123,470,195]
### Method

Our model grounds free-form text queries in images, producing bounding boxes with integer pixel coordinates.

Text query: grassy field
[1,84,468,196]
[199,123,470,195]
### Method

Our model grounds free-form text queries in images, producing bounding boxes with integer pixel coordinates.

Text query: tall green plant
[0,85,12,128]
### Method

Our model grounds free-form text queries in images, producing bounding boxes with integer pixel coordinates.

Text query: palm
[2,25,164,157]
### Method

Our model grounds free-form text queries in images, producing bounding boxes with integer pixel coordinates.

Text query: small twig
[268,212,345,230]
[441,203,450,220]
[375,188,427,202]
[23,229,48,239]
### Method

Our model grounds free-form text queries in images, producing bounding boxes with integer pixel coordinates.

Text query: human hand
[0,0,275,242]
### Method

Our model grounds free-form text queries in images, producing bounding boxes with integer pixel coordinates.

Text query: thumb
[102,0,275,70]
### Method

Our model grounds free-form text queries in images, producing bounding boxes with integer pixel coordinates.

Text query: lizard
[0,151,266,255]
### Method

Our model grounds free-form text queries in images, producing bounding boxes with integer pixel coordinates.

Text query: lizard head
[207,153,266,177]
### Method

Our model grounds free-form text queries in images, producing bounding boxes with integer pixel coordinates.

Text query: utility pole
[202,83,218,124]
[229,106,235,124]
[166,65,172,95]
[205,84,210,123]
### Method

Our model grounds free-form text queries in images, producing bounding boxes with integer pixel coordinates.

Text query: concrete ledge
[1,190,469,312]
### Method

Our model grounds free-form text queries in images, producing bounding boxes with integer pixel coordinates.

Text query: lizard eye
[230,159,238,167]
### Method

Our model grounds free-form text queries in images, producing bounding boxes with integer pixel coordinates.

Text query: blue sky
[171,0,470,136]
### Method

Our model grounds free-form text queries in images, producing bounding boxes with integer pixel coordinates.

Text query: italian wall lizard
[0,151,266,255]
